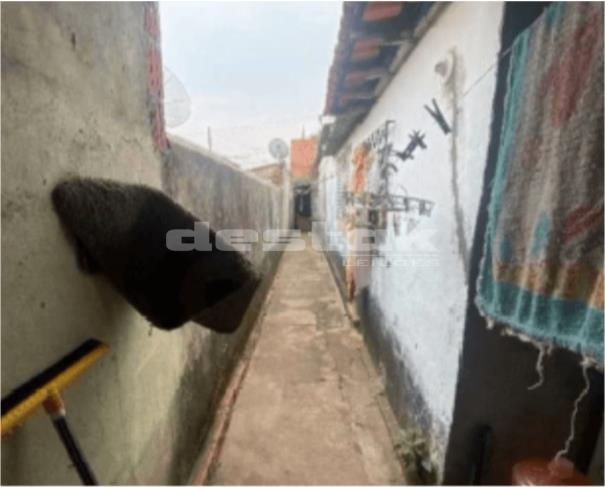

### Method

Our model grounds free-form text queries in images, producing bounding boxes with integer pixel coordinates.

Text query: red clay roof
[319,2,437,157]
[363,2,403,22]
[323,2,433,116]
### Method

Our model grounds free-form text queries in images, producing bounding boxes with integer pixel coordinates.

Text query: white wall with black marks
[316,2,505,477]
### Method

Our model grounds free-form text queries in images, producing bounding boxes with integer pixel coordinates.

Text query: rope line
[554,359,591,461]
[527,343,546,390]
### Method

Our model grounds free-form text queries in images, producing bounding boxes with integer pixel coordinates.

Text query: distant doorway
[294,184,311,232]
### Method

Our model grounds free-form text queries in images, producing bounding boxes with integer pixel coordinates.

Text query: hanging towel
[476,2,604,364]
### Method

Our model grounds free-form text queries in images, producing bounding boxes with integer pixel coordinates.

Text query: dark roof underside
[319,2,439,158]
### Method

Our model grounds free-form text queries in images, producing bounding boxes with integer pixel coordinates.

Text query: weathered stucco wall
[1,3,285,484]
[316,2,504,479]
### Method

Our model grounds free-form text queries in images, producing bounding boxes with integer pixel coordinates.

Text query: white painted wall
[317,2,504,472]
[317,155,349,257]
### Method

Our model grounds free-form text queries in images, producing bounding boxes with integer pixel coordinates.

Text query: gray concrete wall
[1,3,285,484]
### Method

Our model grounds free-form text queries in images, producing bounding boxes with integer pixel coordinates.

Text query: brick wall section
[290,137,318,180]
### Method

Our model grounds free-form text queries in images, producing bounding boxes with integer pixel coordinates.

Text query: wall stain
[446,49,470,283]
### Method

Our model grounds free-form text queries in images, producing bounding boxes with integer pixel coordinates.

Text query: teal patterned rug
[476,2,604,364]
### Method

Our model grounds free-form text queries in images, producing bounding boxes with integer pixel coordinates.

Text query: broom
[1,338,109,485]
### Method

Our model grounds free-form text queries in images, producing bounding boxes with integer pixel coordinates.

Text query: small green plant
[394,427,437,485]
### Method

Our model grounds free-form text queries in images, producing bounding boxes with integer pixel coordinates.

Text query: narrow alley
[1,2,604,486]
[207,238,405,485]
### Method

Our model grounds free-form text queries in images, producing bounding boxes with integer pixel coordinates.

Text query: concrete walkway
[209,238,406,485]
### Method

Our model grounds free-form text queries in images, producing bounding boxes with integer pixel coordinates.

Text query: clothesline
[461,44,514,99]
[461,6,549,99]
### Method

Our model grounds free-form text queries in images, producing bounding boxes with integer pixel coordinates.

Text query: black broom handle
[51,415,98,485]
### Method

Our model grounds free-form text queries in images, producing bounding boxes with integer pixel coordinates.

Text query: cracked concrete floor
[209,238,406,485]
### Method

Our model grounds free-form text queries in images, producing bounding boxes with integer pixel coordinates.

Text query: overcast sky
[160,1,342,168]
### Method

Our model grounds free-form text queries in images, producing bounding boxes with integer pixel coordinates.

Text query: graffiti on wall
[341,116,442,297]
[338,91,457,297]
[342,119,435,231]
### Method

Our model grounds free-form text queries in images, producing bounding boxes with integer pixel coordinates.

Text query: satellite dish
[163,67,191,128]
[268,138,289,160]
